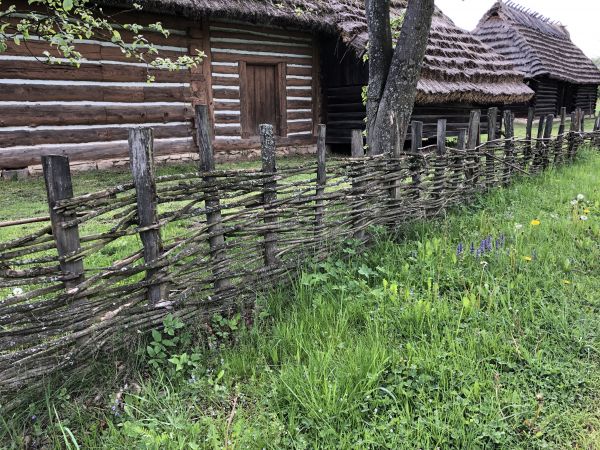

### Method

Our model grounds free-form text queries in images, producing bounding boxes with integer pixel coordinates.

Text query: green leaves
[62,0,73,12]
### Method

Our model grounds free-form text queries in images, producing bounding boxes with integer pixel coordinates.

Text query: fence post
[567,111,577,161]
[542,114,554,170]
[486,107,498,189]
[42,155,84,291]
[524,107,534,167]
[410,121,423,203]
[196,105,231,292]
[502,111,514,186]
[431,119,446,215]
[466,110,481,189]
[449,128,467,202]
[260,124,279,267]
[129,127,168,305]
[533,115,546,171]
[350,129,366,240]
[315,124,327,233]
[555,107,567,164]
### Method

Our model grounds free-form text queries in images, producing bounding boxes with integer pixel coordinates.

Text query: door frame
[239,60,287,139]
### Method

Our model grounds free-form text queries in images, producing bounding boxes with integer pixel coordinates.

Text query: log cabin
[474,1,600,117]
[0,0,532,171]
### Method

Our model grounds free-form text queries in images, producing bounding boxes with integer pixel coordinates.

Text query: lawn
[2,148,600,449]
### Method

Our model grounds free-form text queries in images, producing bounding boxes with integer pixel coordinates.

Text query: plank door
[244,64,281,136]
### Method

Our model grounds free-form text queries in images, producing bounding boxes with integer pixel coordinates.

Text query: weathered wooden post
[448,128,467,202]
[260,124,279,267]
[196,105,231,292]
[542,114,554,170]
[532,115,545,171]
[567,111,577,161]
[466,110,481,189]
[502,111,514,186]
[129,127,168,305]
[486,107,498,189]
[524,107,534,167]
[431,119,446,215]
[410,121,423,203]
[555,107,567,164]
[350,129,366,240]
[42,155,84,291]
[315,124,327,233]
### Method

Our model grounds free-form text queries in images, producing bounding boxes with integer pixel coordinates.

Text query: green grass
[2,150,600,449]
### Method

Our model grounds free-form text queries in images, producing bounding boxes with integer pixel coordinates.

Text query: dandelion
[570,199,578,206]
[562,280,571,285]
[522,256,533,262]
[580,215,588,221]
[577,194,585,201]
[530,219,541,226]
[12,287,23,296]
[583,209,591,214]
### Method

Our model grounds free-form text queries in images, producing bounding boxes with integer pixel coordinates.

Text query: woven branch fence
[1,106,599,399]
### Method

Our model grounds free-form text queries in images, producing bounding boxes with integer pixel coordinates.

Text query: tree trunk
[366,0,435,155]
[365,0,393,152]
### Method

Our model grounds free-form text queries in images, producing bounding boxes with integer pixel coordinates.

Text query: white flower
[570,200,578,206]
[515,223,524,230]
[580,215,588,221]
[12,287,23,296]
[577,194,585,201]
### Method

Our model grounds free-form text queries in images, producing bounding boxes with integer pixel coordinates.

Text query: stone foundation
[9,144,317,179]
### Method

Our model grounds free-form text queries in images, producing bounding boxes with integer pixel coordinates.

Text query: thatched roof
[101,0,533,104]
[474,1,600,85]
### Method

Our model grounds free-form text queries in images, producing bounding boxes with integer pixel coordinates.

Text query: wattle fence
[1,106,599,399]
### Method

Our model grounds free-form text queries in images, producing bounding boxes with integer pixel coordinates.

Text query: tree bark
[366,0,435,155]
[365,0,393,152]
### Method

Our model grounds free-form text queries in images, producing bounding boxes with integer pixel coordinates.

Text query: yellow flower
[562,280,571,285]
[530,219,541,226]
[522,256,533,262]
[583,209,590,214]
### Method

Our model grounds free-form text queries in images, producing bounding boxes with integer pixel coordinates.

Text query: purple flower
[456,243,464,256]
[31,415,37,421]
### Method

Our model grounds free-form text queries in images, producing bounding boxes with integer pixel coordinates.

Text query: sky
[434,0,600,59]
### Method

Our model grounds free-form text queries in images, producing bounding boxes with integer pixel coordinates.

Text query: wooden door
[244,64,280,136]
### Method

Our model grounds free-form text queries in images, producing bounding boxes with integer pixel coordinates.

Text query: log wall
[0,4,318,170]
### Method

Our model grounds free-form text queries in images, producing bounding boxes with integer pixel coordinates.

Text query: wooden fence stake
[260,124,279,267]
[567,111,577,161]
[350,129,366,240]
[196,105,231,292]
[524,107,534,166]
[129,127,167,305]
[42,155,84,291]
[486,107,498,189]
[542,114,554,170]
[410,121,423,203]
[449,128,467,201]
[555,107,567,164]
[502,111,514,186]
[315,124,327,232]
[466,110,481,189]
[533,115,546,171]
[431,119,446,213]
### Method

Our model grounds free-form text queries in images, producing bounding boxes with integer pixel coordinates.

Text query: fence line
[0,107,599,398]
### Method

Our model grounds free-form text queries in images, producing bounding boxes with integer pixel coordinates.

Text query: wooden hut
[0,0,532,170]
[474,1,600,117]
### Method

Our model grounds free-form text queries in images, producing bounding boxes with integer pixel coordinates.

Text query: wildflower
[515,223,524,230]
[570,199,578,206]
[530,219,541,226]
[580,215,588,221]
[456,243,464,256]
[522,256,533,262]
[31,415,37,422]
[12,287,23,296]
[577,194,585,201]
[583,209,591,214]
[562,280,571,285]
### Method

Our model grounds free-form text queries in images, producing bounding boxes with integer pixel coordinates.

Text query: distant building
[474,1,600,117]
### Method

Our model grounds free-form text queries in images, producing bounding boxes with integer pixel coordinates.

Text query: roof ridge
[502,1,562,27]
